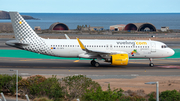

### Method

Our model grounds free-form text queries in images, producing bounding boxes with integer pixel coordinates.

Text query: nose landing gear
[149,58,154,67]
[91,60,100,67]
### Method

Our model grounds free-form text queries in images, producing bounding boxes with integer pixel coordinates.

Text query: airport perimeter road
[0,57,180,79]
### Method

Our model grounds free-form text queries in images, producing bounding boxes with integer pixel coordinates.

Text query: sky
[1,0,180,13]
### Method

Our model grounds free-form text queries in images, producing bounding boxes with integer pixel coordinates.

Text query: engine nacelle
[111,54,129,65]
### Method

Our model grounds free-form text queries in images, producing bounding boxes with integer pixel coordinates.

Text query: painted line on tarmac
[129,62,147,64]
[74,60,80,62]
[158,59,180,62]
[129,61,180,67]
[20,59,42,61]
[157,66,180,69]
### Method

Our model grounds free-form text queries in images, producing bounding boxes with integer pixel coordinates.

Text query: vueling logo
[135,41,147,45]
[116,41,147,46]
[131,49,140,56]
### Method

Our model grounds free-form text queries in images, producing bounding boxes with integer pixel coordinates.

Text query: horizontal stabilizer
[6,40,29,48]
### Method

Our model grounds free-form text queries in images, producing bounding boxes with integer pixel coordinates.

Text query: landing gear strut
[149,58,154,67]
[91,60,100,67]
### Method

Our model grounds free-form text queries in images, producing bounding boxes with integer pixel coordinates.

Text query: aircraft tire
[94,62,100,67]
[149,63,154,67]
[91,60,96,66]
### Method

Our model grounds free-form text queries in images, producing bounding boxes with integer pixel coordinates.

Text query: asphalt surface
[0,35,180,79]
[0,57,180,79]
[0,34,180,101]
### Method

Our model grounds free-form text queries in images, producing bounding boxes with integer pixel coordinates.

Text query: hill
[0,10,39,20]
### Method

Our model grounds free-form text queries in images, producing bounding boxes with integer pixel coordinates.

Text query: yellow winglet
[77,38,86,50]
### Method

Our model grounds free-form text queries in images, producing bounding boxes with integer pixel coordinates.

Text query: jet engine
[110,54,129,65]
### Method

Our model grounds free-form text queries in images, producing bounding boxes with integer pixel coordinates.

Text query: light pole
[145,81,159,101]
[10,69,18,101]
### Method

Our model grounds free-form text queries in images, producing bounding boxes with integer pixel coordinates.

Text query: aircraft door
[151,42,156,52]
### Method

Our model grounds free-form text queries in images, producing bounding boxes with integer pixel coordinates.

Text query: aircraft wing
[65,34,70,39]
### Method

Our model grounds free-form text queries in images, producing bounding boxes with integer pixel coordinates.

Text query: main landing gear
[91,60,100,67]
[149,58,154,67]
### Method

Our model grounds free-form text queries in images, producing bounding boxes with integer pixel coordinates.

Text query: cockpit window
[161,45,167,48]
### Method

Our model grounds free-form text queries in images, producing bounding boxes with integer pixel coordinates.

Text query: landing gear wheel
[91,60,96,66]
[149,63,154,67]
[149,58,154,67]
[94,62,100,67]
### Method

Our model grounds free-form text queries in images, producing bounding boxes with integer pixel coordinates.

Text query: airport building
[49,22,69,30]
[34,26,41,31]
[124,23,157,32]
[89,27,104,31]
[161,27,169,32]
[110,24,126,31]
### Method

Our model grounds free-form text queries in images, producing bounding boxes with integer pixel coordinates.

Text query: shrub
[159,90,180,101]
[147,92,156,101]
[33,97,53,101]
[19,75,64,100]
[119,96,145,101]
[0,74,22,94]
[61,75,100,100]
[40,75,65,101]
[81,84,124,101]
[19,75,46,98]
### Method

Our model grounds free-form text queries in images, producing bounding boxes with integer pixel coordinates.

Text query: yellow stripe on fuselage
[77,38,86,50]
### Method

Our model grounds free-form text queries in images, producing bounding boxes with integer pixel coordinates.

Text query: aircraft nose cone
[168,48,175,56]
[171,49,175,56]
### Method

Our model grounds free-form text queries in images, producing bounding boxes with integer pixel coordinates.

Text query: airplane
[6,12,175,67]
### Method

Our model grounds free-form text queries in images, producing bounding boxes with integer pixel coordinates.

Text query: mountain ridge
[0,10,39,20]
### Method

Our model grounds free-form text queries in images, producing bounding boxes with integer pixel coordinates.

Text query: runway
[0,57,180,79]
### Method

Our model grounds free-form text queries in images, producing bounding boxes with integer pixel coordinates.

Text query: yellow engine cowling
[111,54,129,65]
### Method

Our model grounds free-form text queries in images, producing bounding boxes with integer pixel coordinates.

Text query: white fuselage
[44,39,174,59]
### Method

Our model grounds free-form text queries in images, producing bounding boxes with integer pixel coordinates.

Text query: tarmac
[0,34,179,78]
[0,33,180,101]
[0,57,180,79]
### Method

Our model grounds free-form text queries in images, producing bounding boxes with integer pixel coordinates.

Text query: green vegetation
[160,90,180,101]
[77,25,88,30]
[1,74,180,101]
[62,75,100,100]
[81,84,124,101]
[0,74,22,95]
[18,75,64,100]
[147,92,156,101]
[33,97,54,101]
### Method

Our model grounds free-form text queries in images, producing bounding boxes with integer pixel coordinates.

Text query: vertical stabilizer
[9,12,40,42]
[9,12,53,55]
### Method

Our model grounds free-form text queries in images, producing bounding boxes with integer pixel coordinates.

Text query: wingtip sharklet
[76,38,86,50]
